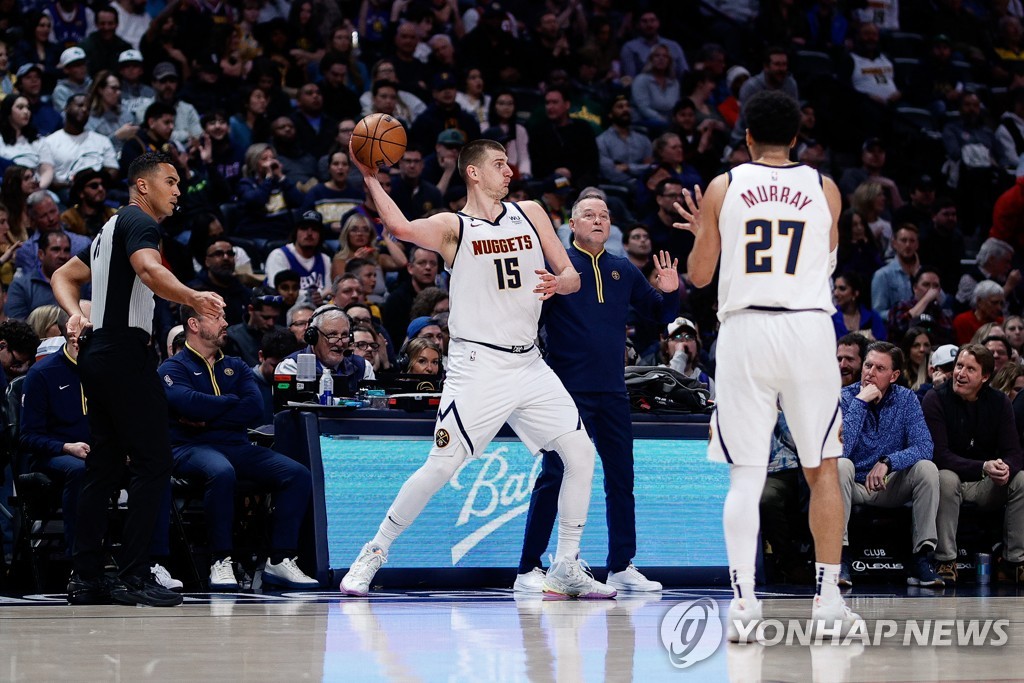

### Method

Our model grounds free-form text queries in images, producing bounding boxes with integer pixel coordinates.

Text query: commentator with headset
[275,304,375,396]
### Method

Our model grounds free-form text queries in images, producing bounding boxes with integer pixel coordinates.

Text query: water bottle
[319,367,334,406]
[296,353,316,382]
[977,553,991,585]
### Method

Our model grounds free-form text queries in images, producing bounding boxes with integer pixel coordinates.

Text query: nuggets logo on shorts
[224,368,234,376]
[611,270,620,280]
[163,375,173,386]
[435,429,451,448]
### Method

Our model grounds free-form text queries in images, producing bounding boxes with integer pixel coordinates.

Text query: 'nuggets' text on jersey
[448,202,544,347]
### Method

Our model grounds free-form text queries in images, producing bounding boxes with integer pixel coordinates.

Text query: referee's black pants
[518,390,637,573]
[72,330,172,581]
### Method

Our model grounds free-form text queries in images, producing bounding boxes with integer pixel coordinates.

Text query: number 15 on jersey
[745,219,805,275]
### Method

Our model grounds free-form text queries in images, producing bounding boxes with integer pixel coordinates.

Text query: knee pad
[549,430,595,474]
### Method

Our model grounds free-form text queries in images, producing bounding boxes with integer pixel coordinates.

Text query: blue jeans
[172,442,311,556]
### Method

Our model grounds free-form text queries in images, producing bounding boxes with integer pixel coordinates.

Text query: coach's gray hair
[26,190,52,210]
[571,188,609,220]
[312,303,349,328]
[977,237,1014,270]
[286,303,316,326]
[971,279,1005,309]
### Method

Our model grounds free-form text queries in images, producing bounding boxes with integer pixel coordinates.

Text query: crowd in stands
[2,0,1024,588]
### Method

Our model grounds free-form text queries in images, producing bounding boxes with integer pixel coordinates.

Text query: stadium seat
[885,31,925,59]
[793,50,835,83]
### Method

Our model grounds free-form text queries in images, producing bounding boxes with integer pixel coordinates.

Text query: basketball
[351,113,407,168]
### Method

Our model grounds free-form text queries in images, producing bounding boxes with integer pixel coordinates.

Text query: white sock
[724,466,767,602]
[815,562,841,603]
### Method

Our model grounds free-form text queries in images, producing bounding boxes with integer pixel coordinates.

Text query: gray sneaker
[513,567,546,593]
[541,553,616,599]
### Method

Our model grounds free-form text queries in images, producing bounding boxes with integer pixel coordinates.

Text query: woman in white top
[358,59,426,121]
[455,68,490,129]
[85,70,137,154]
[483,90,531,178]
[0,95,53,189]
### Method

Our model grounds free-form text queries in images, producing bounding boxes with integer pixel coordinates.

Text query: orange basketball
[351,113,407,168]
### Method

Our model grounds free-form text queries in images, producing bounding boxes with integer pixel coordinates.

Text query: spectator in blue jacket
[7,231,70,320]
[838,341,941,588]
[159,304,319,591]
[515,191,680,594]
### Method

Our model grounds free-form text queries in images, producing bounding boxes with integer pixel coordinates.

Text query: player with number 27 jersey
[716,163,835,319]
[447,202,543,348]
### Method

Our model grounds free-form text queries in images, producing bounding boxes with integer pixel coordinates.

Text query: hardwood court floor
[2,587,1023,682]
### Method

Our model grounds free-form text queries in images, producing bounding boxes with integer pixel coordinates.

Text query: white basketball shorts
[707,309,842,468]
[429,339,584,457]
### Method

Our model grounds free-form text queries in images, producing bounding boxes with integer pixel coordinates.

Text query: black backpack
[624,366,713,414]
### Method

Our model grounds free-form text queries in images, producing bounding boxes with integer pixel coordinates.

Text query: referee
[52,152,224,606]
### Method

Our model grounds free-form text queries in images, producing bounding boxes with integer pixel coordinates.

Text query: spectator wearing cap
[290,82,338,160]
[404,315,445,353]
[187,237,251,327]
[80,5,131,76]
[893,175,937,234]
[115,49,153,120]
[225,292,287,368]
[597,96,653,187]
[45,94,118,191]
[888,266,955,344]
[61,169,116,237]
[52,47,92,113]
[657,317,715,398]
[133,62,201,145]
[529,85,600,187]
[925,343,1024,585]
[392,144,444,221]
[907,34,964,117]
[422,128,465,196]
[838,137,904,209]
[409,71,481,153]
[991,164,1024,255]
[13,63,61,137]
[264,211,333,303]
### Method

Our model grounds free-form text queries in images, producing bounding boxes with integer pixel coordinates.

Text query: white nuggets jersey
[717,163,835,320]
[447,202,544,347]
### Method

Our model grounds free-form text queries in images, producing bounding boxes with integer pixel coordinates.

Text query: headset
[396,337,444,375]
[303,305,350,346]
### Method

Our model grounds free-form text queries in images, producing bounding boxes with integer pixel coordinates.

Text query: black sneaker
[907,555,945,588]
[110,572,184,607]
[67,573,115,605]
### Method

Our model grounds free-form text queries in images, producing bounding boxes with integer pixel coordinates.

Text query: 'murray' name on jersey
[739,184,814,210]
[470,235,534,255]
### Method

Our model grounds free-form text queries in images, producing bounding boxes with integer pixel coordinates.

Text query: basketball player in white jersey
[338,138,615,599]
[678,90,862,640]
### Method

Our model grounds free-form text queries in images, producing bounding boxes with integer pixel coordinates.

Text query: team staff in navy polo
[52,152,225,607]
[515,190,681,593]
[159,304,319,590]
